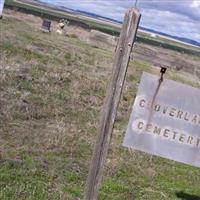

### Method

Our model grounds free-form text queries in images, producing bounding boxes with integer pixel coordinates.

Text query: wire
[134,0,138,8]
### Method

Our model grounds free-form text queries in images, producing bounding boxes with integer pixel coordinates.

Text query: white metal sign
[123,72,200,168]
[0,0,5,16]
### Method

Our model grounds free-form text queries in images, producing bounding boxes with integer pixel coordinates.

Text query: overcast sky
[41,0,200,42]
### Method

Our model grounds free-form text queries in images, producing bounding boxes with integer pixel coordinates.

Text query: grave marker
[41,19,51,32]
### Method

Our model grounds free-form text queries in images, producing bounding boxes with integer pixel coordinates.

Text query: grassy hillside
[5,0,200,56]
[5,0,120,35]
[1,10,200,200]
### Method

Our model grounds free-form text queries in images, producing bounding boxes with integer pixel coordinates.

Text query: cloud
[138,0,200,42]
[138,0,200,21]
[191,0,200,8]
[140,8,200,41]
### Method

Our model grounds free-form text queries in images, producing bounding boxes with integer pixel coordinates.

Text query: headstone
[123,72,200,168]
[41,19,51,32]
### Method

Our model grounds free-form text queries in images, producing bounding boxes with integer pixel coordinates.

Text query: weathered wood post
[85,8,141,200]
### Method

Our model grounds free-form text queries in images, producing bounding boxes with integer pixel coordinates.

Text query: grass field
[0,8,200,200]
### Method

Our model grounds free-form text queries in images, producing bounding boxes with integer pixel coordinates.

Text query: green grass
[0,11,200,200]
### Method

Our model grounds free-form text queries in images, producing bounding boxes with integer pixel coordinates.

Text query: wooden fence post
[85,8,141,200]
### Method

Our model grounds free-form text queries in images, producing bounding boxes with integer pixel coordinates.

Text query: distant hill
[75,10,122,24]
[140,27,200,47]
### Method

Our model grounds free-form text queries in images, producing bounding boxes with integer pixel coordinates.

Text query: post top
[127,7,141,15]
